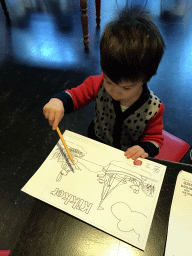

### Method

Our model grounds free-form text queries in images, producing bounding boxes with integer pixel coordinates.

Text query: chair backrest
[155,130,190,162]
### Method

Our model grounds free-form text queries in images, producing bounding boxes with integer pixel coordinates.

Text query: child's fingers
[141,152,149,159]
[52,111,64,130]
[124,146,148,160]
[43,106,50,119]
[124,146,140,157]
[43,99,64,130]
[130,151,143,160]
[48,111,56,127]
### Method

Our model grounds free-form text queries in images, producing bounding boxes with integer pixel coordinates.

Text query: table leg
[0,0,11,24]
[95,0,101,26]
[80,0,89,49]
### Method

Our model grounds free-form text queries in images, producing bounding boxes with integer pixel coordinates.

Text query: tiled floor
[0,0,192,250]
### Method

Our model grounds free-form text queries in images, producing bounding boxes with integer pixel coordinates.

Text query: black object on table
[9,158,192,256]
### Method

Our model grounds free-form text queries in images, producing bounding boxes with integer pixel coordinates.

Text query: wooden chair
[0,0,11,24]
[80,0,101,49]
[1,0,101,48]
[155,130,190,162]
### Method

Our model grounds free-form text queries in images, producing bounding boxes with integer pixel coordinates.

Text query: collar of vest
[113,83,150,120]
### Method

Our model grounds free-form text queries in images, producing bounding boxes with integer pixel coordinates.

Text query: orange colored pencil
[56,127,74,164]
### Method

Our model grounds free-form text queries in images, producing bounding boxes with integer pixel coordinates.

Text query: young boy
[43,7,165,160]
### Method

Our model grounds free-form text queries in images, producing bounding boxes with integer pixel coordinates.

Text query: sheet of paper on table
[165,170,192,256]
[21,130,166,250]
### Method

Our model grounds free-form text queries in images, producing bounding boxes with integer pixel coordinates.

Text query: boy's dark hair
[100,7,165,83]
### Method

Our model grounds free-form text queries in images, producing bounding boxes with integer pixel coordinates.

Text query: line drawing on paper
[52,142,158,211]
[52,142,89,181]
[97,161,156,210]
[22,131,166,250]
[145,162,161,173]
[111,202,147,243]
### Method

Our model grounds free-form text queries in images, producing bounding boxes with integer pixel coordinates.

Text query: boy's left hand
[124,145,148,160]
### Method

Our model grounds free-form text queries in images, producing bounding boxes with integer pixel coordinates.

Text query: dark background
[0,0,192,251]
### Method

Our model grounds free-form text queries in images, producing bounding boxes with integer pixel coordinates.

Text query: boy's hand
[43,98,64,130]
[124,145,148,160]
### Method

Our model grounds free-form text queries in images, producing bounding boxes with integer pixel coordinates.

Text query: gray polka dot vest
[94,83,162,151]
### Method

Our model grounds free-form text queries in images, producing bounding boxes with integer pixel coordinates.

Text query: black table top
[8,158,192,256]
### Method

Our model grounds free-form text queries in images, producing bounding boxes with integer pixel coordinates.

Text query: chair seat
[155,130,190,162]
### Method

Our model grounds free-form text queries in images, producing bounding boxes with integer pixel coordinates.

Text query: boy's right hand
[43,98,64,130]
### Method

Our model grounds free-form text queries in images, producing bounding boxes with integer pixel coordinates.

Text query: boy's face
[103,73,143,105]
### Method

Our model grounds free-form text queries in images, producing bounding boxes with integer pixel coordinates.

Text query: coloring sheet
[22,130,166,250]
[165,171,192,256]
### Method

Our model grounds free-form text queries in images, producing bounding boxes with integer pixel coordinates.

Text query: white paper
[165,170,192,256]
[22,130,166,250]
